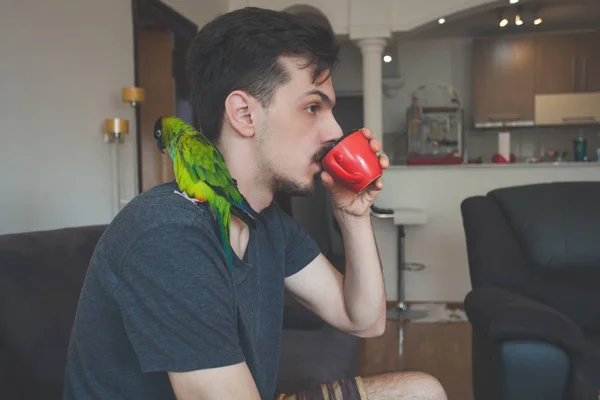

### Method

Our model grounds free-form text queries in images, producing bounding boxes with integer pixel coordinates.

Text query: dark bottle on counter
[573,136,587,162]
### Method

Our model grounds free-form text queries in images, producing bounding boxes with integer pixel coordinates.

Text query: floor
[358,304,474,400]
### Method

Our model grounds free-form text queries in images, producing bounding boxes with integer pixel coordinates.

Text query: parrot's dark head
[154,117,166,154]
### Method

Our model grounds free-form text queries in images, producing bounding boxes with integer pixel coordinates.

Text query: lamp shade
[105,118,129,135]
[122,87,145,105]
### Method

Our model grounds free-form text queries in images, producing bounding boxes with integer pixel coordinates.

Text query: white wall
[0,0,134,235]
[0,0,225,235]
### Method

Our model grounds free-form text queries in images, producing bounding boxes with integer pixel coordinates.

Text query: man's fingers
[379,153,390,169]
[369,138,382,153]
[360,127,373,139]
[320,171,335,187]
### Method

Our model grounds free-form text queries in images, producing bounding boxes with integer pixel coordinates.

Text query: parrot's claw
[174,190,203,204]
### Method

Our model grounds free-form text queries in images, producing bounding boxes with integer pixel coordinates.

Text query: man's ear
[224,90,260,138]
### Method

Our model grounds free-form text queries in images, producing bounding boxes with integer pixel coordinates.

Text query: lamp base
[386,304,428,321]
[104,132,125,143]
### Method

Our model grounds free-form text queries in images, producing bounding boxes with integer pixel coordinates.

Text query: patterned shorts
[276,377,368,400]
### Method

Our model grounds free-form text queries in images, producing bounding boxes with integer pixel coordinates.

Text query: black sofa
[461,182,600,400]
[0,224,360,399]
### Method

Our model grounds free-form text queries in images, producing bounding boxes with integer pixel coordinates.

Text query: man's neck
[216,137,274,213]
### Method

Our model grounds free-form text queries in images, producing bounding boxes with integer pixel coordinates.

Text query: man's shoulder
[96,182,218,259]
[121,181,213,229]
[90,182,226,284]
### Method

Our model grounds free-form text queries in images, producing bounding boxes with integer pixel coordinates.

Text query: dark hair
[187,7,340,142]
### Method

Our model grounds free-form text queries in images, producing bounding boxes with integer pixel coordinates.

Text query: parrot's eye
[155,130,162,138]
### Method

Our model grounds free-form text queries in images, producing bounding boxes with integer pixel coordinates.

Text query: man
[63,6,447,400]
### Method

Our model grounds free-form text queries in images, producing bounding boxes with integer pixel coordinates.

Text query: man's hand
[320,127,389,221]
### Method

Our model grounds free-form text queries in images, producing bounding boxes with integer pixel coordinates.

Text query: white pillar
[356,38,387,144]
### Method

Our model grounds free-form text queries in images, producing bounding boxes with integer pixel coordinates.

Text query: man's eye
[306,105,320,114]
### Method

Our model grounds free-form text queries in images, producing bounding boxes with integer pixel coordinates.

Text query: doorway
[333,95,364,135]
[131,0,198,193]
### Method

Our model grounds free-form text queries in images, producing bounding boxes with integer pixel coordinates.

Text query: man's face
[256,56,343,196]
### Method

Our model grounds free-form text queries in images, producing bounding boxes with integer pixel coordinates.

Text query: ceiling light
[509,0,519,4]
[533,9,543,25]
[515,14,523,25]
[438,18,446,24]
[383,55,392,63]
[497,9,508,28]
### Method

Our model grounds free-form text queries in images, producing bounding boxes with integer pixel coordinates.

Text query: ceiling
[409,0,600,39]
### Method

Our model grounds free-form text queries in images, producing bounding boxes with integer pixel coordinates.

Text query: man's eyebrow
[304,89,335,108]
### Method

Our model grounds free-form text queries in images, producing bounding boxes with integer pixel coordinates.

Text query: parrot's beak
[155,138,165,153]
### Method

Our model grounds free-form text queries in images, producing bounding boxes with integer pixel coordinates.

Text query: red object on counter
[491,153,517,163]
[407,154,463,165]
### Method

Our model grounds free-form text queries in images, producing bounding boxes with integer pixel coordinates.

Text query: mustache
[312,145,332,163]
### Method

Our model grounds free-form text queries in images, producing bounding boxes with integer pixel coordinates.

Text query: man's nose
[322,119,343,143]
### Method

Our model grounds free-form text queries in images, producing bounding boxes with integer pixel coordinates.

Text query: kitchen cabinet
[535,92,600,125]
[534,33,582,94]
[472,36,536,127]
[584,56,600,92]
[472,30,600,127]
[579,33,600,92]
[534,31,600,94]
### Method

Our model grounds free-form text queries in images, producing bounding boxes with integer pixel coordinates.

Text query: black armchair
[461,182,600,400]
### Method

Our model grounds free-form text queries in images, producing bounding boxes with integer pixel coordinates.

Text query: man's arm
[168,362,261,400]
[284,215,386,338]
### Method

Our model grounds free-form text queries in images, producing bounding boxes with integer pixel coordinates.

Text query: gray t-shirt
[63,181,320,399]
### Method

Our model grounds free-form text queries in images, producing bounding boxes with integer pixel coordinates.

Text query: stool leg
[397,225,407,311]
[387,225,405,320]
[386,225,427,321]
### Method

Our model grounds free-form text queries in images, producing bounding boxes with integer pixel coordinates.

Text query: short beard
[272,173,319,197]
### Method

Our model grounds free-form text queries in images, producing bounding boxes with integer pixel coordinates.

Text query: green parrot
[153,116,263,275]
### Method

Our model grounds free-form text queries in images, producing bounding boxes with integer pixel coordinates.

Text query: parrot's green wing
[176,132,243,205]
[172,130,263,229]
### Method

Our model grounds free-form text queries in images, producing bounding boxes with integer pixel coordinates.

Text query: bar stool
[370,205,428,321]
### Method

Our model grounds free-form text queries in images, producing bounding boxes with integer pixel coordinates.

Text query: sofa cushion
[0,225,106,398]
[586,334,600,355]
[489,182,600,276]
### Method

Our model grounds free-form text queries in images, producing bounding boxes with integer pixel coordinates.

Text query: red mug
[320,130,383,193]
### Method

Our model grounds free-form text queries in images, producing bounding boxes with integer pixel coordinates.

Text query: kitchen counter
[388,161,600,170]
[372,161,600,303]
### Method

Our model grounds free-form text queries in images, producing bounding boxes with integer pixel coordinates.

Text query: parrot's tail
[232,198,265,230]
[214,198,235,277]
